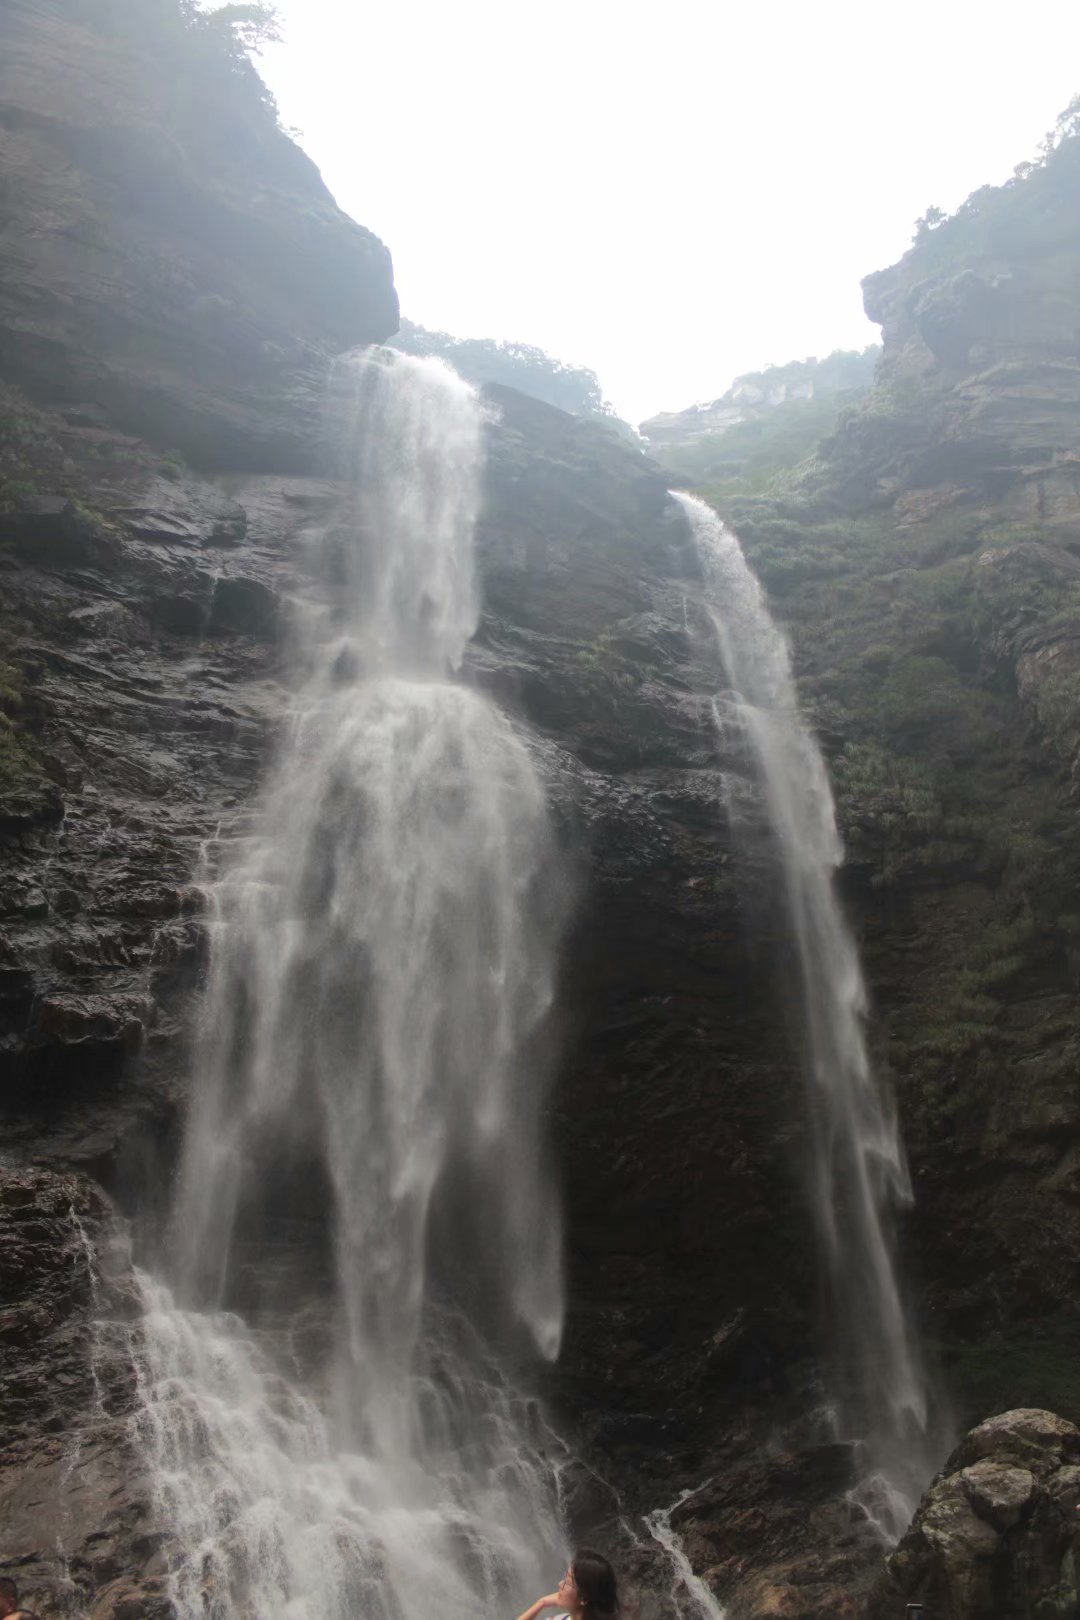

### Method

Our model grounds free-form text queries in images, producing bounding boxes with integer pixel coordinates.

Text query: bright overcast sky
[260,0,1080,424]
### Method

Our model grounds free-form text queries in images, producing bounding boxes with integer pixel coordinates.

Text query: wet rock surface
[474,391,813,1434]
[0,367,840,1614]
[0,405,292,1168]
[868,1409,1080,1619]
[0,1166,161,1620]
[0,0,397,468]
[6,7,1080,1616]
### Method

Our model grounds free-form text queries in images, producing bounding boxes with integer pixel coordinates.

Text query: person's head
[557,1550,619,1620]
[0,1577,19,1618]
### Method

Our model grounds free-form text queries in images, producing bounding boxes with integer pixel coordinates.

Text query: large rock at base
[867,1408,1080,1619]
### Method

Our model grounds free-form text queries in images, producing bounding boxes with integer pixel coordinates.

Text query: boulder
[868,1408,1080,1619]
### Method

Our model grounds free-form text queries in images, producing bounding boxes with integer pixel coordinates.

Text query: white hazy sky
[260,1,1080,423]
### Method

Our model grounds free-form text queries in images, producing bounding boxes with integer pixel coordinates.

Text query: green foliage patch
[906,94,1080,271]
[943,1329,1080,1430]
[394,321,629,434]
[648,348,880,497]
[87,0,285,133]
[0,384,63,508]
[0,657,46,801]
[657,395,846,494]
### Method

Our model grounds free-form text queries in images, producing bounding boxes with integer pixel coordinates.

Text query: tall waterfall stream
[118,365,942,1620]
[131,351,571,1620]
[674,491,944,1541]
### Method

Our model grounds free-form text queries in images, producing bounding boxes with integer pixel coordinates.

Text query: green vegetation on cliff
[714,486,1079,1080]
[904,94,1080,273]
[0,657,45,812]
[394,320,631,433]
[659,394,846,491]
[646,348,879,495]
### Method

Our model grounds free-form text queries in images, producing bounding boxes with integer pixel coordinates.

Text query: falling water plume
[645,1489,728,1620]
[132,349,571,1620]
[674,489,944,1540]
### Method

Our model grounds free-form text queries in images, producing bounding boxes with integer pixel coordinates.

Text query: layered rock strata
[869,1408,1080,1619]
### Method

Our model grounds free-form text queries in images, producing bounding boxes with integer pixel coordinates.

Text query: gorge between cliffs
[5,5,1080,1620]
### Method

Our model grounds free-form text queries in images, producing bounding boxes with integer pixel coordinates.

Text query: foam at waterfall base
[128,349,573,1617]
[133,1272,569,1620]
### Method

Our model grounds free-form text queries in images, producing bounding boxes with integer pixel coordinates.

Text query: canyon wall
[5,7,1080,1619]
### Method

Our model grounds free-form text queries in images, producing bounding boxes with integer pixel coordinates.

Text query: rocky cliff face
[611,123,1080,1616]
[825,126,1080,520]
[640,349,879,450]
[1,362,837,1618]
[0,0,398,468]
[5,6,1080,1620]
[869,1409,1080,1620]
[702,122,1080,1484]
[0,12,884,1593]
[0,1168,158,1620]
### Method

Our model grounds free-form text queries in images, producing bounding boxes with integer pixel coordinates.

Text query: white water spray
[644,1490,727,1620]
[674,490,940,1540]
[133,351,571,1620]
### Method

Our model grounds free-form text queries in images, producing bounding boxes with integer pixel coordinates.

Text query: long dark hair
[572,1549,619,1620]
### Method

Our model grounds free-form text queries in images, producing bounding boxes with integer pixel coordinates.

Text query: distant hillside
[640,347,880,492]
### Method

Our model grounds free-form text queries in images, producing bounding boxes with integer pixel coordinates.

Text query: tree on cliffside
[914,205,945,241]
[1040,92,1080,157]
[904,90,1080,267]
[154,0,285,128]
[395,321,633,435]
[193,3,283,57]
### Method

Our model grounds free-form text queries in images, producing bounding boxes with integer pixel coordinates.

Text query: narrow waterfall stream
[131,351,570,1620]
[673,491,943,1541]
[644,1492,728,1620]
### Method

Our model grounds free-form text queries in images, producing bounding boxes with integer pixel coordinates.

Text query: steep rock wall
[1,367,911,1617]
[8,6,1080,1619]
[0,10,958,1611]
[698,128,1080,1468]
[2,359,864,1613]
[824,127,1080,519]
[0,0,398,468]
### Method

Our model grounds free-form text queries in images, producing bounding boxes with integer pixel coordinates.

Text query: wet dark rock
[868,1409,1080,1620]
[0,1166,160,1620]
[4,495,124,572]
[207,573,281,640]
[0,413,288,1166]
[108,480,249,548]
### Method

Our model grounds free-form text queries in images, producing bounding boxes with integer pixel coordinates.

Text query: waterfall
[673,490,940,1541]
[644,1491,728,1620]
[132,350,570,1620]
